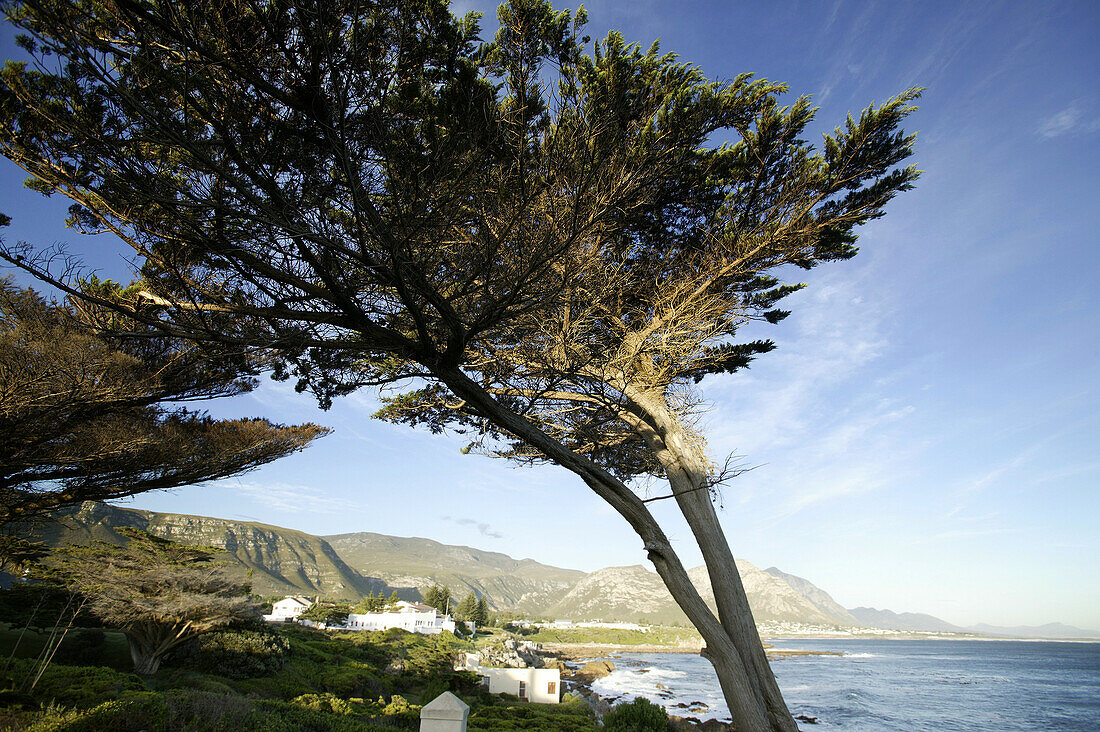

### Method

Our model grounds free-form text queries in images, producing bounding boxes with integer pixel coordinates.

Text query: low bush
[172,626,290,678]
[23,689,397,731]
[467,703,598,731]
[17,661,146,709]
[602,696,668,732]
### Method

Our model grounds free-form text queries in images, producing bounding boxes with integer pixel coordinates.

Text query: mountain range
[29,502,1100,640]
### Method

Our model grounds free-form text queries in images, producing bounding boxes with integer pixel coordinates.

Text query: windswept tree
[0,0,918,727]
[0,277,328,527]
[300,600,352,627]
[46,528,258,675]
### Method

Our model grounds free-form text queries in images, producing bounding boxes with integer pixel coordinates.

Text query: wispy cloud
[1037,101,1100,139]
[212,479,361,515]
[443,515,504,539]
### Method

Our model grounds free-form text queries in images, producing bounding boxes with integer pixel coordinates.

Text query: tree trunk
[440,368,791,731]
[630,389,798,731]
[126,634,163,676]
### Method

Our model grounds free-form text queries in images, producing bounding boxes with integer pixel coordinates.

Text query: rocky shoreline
[531,642,838,730]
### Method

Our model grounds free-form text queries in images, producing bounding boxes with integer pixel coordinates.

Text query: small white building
[263,596,313,622]
[343,600,458,635]
[461,654,560,704]
[477,667,561,704]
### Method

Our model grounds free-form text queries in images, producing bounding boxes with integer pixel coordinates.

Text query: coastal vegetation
[0,620,602,731]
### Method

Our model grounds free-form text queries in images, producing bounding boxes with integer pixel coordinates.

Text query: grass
[518,625,702,647]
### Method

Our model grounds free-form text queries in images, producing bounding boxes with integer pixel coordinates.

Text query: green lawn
[520,625,702,646]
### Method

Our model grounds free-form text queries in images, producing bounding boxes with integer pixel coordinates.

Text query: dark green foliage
[422,585,452,614]
[474,597,490,627]
[0,580,96,631]
[9,661,146,709]
[171,627,290,679]
[0,280,327,526]
[467,700,598,731]
[354,592,385,614]
[300,602,352,627]
[602,696,668,731]
[22,688,390,731]
[52,629,106,665]
[455,591,478,622]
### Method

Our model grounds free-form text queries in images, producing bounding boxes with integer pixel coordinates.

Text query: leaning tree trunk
[441,369,794,731]
[125,621,193,676]
[628,388,799,731]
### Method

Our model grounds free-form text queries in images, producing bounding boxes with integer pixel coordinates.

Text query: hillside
[542,560,854,626]
[847,607,968,633]
[36,503,1044,635]
[764,567,859,625]
[36,502,388,600]
[323,531,585,612]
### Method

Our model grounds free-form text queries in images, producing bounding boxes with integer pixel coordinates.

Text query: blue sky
[2,1,1098,630]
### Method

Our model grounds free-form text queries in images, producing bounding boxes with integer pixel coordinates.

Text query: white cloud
[213,479,361,515]
[1037,101,1100,139]
[443,515,504,539]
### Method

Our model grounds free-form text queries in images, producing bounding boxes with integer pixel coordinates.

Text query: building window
[518,681,526,699]
[547,681,557,695]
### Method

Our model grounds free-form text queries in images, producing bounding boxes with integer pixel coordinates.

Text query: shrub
[24,689,389,732]
[172,627,290,678]
[291,692,358,715]
[20,662,146,709]
[467,702,598,731]
[602,697,668,732]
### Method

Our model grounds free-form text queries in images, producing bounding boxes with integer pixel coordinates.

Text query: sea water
[589,639,1100,730]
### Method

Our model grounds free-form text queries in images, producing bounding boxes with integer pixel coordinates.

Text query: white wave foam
[844,652,878,658]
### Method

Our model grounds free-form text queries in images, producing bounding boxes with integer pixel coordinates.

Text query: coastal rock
[668,715,732,731]
[569,659,616,684]
[574,690,611,716]
[476,638,542,668]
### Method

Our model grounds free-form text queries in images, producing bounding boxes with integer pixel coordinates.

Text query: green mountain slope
[36,502,387,600]
[323,531,585,612]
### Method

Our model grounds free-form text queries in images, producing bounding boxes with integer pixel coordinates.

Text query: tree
[0,1,917,727]
[423,584,452,615]
[300,600,351,627]
[454,591,478,622]
[354,591,385,614]
[0,278,328,527]
[45,528,258,675]
[474,595,490,627]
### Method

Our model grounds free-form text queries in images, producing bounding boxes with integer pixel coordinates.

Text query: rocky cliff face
[39,502,385,600]
[763,567,858,625]
[542,560,854,626]
[545,565,687,623]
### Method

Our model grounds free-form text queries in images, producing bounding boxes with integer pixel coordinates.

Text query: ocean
[588,639,1100,730]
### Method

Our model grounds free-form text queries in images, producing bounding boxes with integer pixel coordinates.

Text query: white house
[342,600,458,635]
[263,596,313,622]
[461,654,560,704]
[477,667,561,704]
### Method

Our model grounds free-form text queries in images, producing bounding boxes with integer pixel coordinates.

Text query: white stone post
[419,691,469,732]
